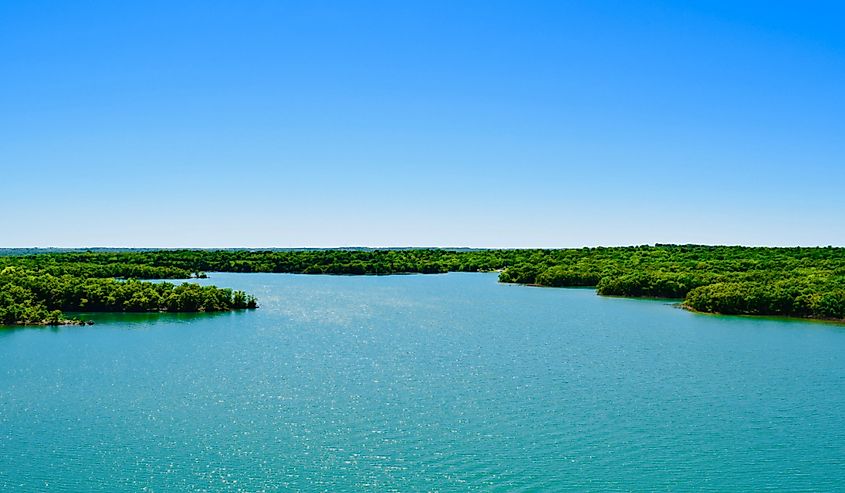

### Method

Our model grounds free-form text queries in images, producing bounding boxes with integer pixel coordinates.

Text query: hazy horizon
[2,242,843,250]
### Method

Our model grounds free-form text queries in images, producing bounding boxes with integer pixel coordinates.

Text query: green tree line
[0,266,256,326]
[1,245,843,325]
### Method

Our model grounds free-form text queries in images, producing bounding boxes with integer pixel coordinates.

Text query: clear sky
[2,1,843,248]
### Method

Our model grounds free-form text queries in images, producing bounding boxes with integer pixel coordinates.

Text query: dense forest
[0,259,257,326]
[1,245,843,325]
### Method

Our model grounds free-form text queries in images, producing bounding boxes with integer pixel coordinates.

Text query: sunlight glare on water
[1,273,844,491]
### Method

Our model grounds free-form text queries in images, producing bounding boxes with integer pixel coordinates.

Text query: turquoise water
[1,273,844,491]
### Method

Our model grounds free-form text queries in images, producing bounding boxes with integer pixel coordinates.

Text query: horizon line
[2,244,843,250]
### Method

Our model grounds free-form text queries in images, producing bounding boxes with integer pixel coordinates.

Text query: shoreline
[679,303,845,326]
[1,319,92,328]
[508,280,845,325]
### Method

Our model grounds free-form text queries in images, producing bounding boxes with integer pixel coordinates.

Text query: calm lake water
[1,272,844,491]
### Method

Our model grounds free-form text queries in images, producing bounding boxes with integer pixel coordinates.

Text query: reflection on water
[79,309,249,327]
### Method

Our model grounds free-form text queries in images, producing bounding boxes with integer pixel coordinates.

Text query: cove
[1,272,843,491]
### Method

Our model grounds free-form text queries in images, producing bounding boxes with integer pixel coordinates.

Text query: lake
[1,272,844,491]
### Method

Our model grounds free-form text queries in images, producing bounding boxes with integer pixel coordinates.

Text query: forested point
[0,256,258,326]
[1,245,844,325]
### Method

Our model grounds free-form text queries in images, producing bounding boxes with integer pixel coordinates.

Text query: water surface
[1,273,843,491]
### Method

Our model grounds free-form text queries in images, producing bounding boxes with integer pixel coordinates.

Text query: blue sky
[2,1,843,247]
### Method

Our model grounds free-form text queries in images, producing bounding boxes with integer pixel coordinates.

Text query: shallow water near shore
[1,272,844,491]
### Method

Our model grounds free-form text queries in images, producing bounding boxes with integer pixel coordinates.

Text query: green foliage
[0,264,257,326]
[596,272,712,298]
[1,245,843,324]
[535,266,603,287]
[686,282,845,319]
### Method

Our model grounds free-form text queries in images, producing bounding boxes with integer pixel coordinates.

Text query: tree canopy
[2,245,843,325]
